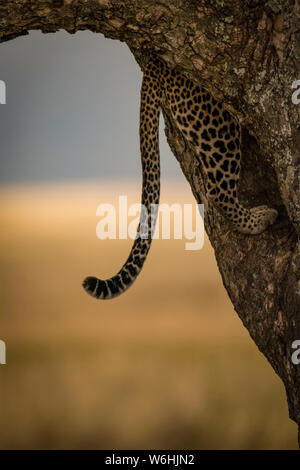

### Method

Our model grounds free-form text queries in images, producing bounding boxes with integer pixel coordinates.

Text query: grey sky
[0,30,183,184]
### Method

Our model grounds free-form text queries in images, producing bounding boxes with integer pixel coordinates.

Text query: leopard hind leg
[198,146,278,235]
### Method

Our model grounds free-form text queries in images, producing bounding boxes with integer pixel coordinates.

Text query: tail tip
[82,276,98,297]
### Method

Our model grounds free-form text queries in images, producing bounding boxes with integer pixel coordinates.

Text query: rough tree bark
[1,0,299,447]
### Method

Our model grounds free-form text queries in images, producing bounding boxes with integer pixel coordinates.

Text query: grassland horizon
[0,180,297,449]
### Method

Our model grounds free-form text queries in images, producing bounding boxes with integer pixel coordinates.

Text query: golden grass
[0,181,297,449]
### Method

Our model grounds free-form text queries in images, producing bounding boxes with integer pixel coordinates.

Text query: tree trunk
[1,0,299,446]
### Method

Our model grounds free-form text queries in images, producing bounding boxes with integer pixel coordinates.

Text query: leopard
[83,53,278,300]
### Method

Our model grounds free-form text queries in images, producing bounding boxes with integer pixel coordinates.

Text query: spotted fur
[83,54,277,300]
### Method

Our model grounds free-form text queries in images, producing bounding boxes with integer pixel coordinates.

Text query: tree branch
[1,0,299,445]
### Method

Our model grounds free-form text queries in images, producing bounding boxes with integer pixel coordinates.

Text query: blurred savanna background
[0,31,297,449]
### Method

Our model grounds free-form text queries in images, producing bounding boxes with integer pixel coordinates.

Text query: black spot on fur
[216,170,223,182]
[227,141,236,151]
[201,143,211,151]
